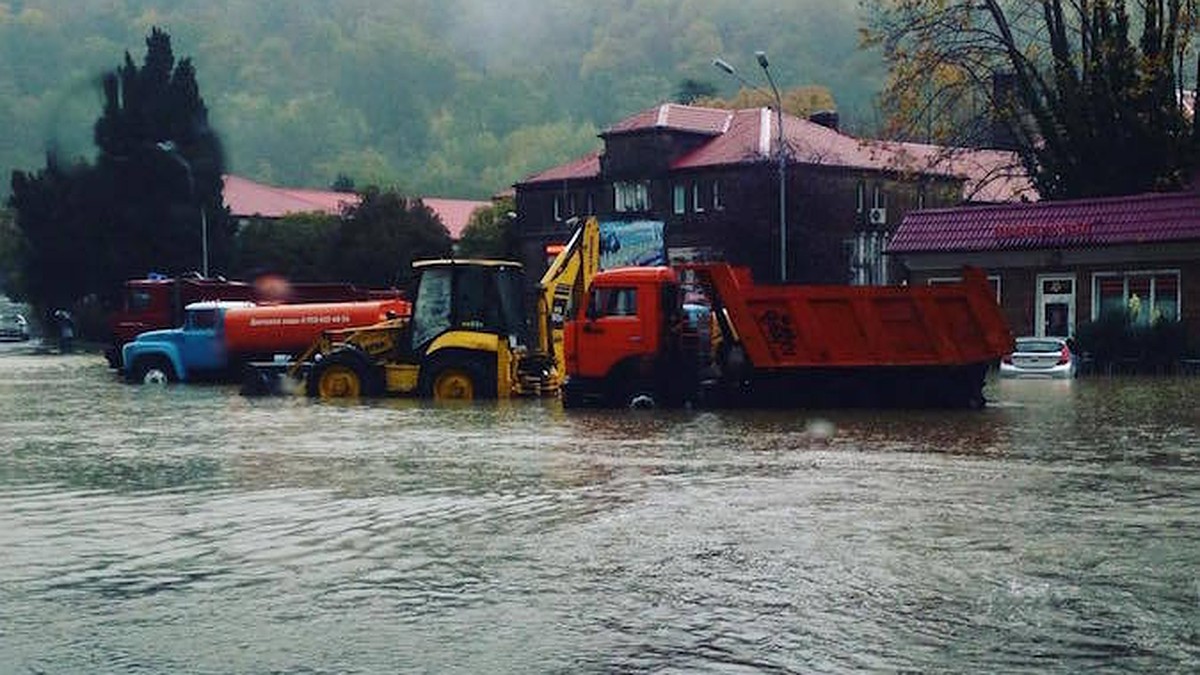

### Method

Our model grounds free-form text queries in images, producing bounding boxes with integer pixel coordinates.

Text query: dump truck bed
[689,264,1013,370]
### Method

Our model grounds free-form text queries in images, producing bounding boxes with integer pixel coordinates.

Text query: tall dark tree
[864,0,1199,199]
[92,27,231,286]
[7,28,229,318]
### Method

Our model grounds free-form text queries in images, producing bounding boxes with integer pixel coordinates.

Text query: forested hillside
[0,0,881,200]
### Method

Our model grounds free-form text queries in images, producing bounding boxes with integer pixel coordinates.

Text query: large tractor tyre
[419,353,497,401]
[128,356,176,385]
[306,349,383,399]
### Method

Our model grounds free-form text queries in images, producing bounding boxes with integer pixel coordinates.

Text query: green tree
[457,197,516,259]
[7,27,228,318]
[863,0,1200,198]
[233,213,341,281]
[331,187,453,287]
[92,27,231,283]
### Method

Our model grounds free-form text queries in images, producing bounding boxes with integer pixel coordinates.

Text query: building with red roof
[513,102,1033,285]
[222,175,490,240]
[888,190,1200,342]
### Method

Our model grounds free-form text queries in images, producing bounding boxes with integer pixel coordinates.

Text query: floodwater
[0,342,1197,674]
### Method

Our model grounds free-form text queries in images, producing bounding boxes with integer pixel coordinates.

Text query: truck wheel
[616,379,657,409]
[130,357,175,385]
[420,353,496,401]
[307,350,382,398]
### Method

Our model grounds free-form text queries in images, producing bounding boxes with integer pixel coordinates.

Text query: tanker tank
[223,299,410,355]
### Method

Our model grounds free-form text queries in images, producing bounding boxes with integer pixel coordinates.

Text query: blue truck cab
[122,300,253,384]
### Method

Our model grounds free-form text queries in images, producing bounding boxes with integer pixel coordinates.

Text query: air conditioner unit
[868,207,888,226]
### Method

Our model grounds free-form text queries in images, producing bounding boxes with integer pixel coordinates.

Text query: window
[567,193,577,216]
[917,185,927,210]
[553,196,563,222]
[189,308,218,330]
[713,180,723,210]
[692,182,706,212]
[855,181,866,213]
[614,181,649,212]
[128,290,153,312]
[591,287,638,317]
[673,184,686,214]
[873,185,887,209]
[585,192,595,215]
[1094,272,1180,324]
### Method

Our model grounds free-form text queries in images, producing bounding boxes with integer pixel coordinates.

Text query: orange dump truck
[562,263,1014,409]
[121,299,410,384]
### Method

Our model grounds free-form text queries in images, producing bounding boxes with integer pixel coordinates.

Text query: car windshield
[1016,339,1064,353]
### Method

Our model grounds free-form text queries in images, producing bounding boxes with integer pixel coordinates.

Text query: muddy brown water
[1,343,1197,673]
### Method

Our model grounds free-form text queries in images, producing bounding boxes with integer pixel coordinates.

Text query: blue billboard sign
[599,219,665,270]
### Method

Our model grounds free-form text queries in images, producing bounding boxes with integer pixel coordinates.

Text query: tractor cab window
[412,268,453,349]
[493,266,528,343]
[455,265,501,331]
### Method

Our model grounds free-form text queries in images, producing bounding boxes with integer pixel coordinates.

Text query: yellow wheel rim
[433,370,475,400]
[317,364,362,398]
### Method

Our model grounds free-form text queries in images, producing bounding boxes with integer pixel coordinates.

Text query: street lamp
[714,52,788,281]
[156,141,209,277]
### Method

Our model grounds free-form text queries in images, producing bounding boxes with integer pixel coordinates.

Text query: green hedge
[1075,313,1195,373]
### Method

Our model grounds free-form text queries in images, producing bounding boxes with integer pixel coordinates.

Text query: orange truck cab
[562,266,700,408]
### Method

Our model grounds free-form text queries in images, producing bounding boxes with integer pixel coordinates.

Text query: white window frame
[614,181,650,213]
[713,180,723,210]
[553,196,563,222]
[1091,270,1182,324]
[692,182,705,212]
[673,184,686,214]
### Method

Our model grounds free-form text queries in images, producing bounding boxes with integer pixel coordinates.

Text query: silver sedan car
[999,336,1077,379]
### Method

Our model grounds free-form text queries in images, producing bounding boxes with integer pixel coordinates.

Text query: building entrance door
[1036,275,1075,338]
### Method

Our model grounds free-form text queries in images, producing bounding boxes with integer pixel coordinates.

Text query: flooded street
[1,344,1197,673]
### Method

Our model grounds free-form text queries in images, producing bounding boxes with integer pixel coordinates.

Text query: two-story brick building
[513,103,1032,286]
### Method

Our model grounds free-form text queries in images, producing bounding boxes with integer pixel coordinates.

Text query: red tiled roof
[888,190,1200,253]
[223,174,359,218]
[603,103,734,136]
[419,198,491,238]
[222,175,489,239]
[517,103,1036,203]
[519,151,602,184]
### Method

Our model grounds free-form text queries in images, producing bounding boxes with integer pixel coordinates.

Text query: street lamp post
[156,141,209,277]
[714,53,788,281]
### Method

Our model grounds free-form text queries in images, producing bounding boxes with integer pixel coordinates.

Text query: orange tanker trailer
[121,298,410,384]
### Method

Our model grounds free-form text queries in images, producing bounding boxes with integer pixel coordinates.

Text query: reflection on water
[0,345,1197,673]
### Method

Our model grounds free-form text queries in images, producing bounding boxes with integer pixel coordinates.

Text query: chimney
[808,110,839,130]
